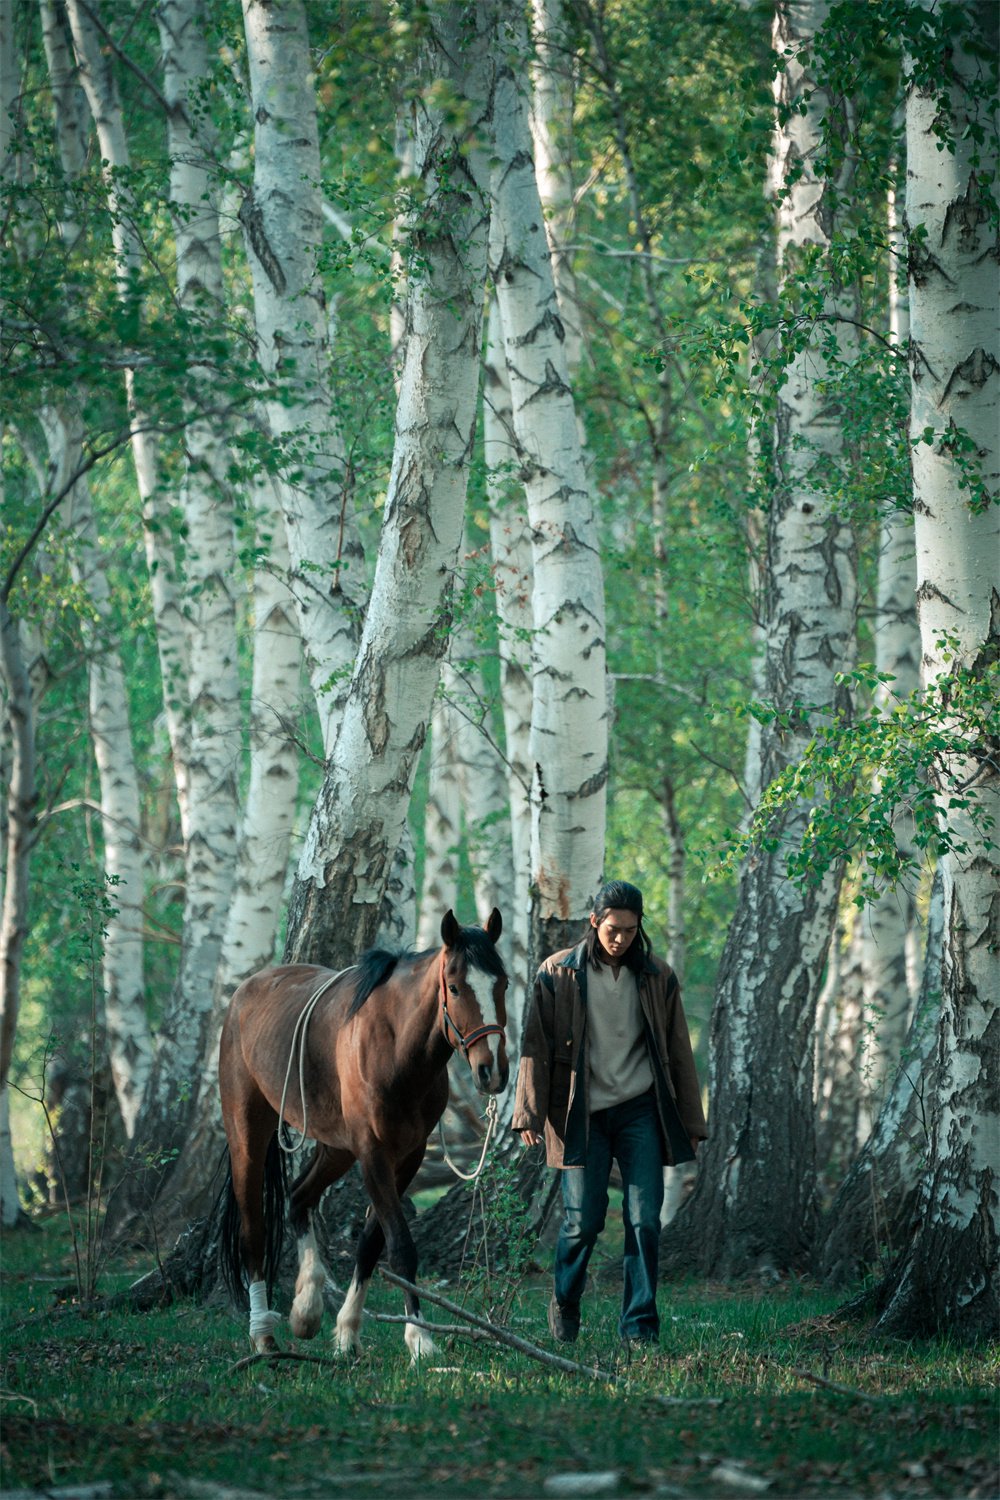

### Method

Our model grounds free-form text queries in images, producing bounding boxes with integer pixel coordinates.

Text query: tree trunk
[417,690,463,949]
[484,297,533,999]
[284,1,492,969]
[857,145,921,1132]
[488,0,607,964]
[240,0,367,759]
[529,0,583,376]
[63,0,192,842]
[818,872,942,1284]
[870,0,999,1342]
[43,413,152,1139]
[0,596,36,1227]
[662,0,858,1279]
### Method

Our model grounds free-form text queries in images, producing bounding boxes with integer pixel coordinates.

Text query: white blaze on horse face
[335,1272,368,1355]
[289,1226,325,1341]
[466,966,506,1089]
[248,1278,282,1352]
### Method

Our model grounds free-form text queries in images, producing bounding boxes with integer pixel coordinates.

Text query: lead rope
[277,966,357,1153]
[437,1094,499,1182]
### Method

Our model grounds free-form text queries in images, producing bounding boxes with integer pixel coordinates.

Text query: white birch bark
[819,871,943,1282]
[113,0,244,1179]
[858,154,921,1128]
[448,654,516,938]
[217,484,301,993]
[529,0,583,375]
[876,0,999,1340]
[663,0,858,1278]
[417,692,462,949]
[63,0,192,840]
[484,298,533,986]
[40,411,152,1138]
[488,1,607,959]
[285,1,492,968]
[240,0,366,757]
[35,9,153,1139]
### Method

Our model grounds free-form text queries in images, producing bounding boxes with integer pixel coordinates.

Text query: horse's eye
[449,984,459,996]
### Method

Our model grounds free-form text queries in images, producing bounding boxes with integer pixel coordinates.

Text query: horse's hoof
[252,1333,281,1356]
[289,1309,322,1340]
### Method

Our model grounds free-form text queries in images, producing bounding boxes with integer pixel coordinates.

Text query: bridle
[438,949,505,1058]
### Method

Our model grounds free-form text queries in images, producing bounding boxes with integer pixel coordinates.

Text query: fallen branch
[377,1267,621,1383]
[791,1365,877,1402]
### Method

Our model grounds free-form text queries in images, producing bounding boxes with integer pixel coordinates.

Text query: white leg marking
[248,1277,281,1353]
[335,1274,368,1355]
[404,1317,437,1363]
[289,1227,325,1340]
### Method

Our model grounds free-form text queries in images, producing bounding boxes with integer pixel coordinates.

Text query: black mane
[345,925,506,1019]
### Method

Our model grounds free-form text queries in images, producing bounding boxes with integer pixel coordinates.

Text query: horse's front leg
[288,1144,353,1341]
[357,1146,433,1363]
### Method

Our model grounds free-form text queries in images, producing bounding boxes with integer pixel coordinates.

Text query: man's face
[591,908,640,961]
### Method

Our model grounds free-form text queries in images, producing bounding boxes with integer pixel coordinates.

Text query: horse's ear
[440,909,460,948]
[484,908,502,944]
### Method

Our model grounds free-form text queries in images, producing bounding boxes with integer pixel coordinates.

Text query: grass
[1,1213,997,1499]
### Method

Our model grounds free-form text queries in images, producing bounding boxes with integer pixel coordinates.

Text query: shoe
[620,1331,659,1351]
[548,1295,580,1343]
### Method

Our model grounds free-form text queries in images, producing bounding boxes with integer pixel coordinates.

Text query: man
[513,880,707,1346]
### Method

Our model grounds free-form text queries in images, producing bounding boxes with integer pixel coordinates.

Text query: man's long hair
[584,879,653,972]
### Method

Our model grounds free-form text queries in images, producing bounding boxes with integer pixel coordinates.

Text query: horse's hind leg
[287,1144,353,1341]
[221,1086,283,1353]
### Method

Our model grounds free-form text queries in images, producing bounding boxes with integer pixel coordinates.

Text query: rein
[437,1095,499,1182]
[435,950,505,1182]
[438,949,505,1057]
[277,965,357,1153]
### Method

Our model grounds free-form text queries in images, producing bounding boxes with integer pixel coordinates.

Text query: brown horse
[218,909,508,1360]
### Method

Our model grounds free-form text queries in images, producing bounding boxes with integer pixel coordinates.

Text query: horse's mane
[346,948,406,1017]
[346,926,507,1018]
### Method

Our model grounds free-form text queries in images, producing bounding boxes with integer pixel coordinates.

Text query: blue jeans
[553,1090,665,1341]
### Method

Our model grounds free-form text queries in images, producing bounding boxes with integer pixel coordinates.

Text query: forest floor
[1,1213,997,1500]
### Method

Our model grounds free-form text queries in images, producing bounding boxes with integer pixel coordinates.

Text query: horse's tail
[217,1135,288,1309]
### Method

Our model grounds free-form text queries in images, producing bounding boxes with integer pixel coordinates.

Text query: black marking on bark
[942,170,991,253]
[941,348,1000,403]
[915,579,959,610]
[238,190,287,295]
[907,236,953,291]
[524,359,572,404]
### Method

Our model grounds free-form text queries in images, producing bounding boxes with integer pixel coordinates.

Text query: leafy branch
[719,652,999,901]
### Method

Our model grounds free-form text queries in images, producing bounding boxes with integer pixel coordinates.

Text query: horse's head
[439,908,509,1094]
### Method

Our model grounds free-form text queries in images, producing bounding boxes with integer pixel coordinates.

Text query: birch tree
[239,0,367,758]
[284,1,493,969]
[488,0,607,961]
[819,871,943,1284]
[872,0,998,1340]
[857,150,921,1130]
[663,0,858,1278]
[484,298,534,991]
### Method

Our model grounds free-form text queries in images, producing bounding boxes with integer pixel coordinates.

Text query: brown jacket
[512,939,708,1168]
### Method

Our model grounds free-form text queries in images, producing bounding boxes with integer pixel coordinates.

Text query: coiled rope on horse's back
[277,964,499,1184]
[277,966,357,1152]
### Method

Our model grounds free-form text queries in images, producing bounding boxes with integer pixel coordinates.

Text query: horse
[217,907,509,1362]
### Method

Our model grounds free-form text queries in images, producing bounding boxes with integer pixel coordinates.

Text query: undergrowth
[1,1213,996,1500]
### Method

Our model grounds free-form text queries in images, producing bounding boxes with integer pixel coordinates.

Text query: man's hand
[520,1129,544,1147]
